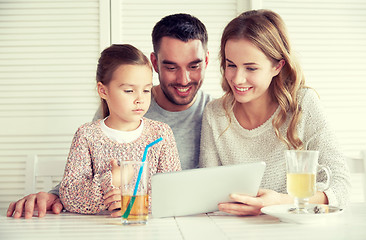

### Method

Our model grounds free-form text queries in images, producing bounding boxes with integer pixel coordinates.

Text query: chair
[346,150,366,202]
[25,154,67,194]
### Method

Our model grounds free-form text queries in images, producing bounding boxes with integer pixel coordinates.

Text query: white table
[1,203,365,240]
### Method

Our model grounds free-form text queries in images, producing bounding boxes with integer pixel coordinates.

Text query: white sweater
[199,88,350,208]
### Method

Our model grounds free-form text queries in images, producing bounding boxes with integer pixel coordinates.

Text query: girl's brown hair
[96,44,152,118]
[220,9,306,150]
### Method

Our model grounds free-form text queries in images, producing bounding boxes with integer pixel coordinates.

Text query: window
[0,0,104,209]
[262,0,366,158]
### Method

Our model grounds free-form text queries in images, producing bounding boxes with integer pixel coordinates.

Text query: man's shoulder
[196,90,213,106]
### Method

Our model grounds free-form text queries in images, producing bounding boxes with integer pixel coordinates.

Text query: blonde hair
[220,9,306,150]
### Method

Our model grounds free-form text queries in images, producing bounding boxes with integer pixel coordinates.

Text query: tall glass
[285,150,331,214]
[120,161,149,225]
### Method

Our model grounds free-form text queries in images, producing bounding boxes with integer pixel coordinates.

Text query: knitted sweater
[199,88,351,208]
[49,90,211,196]
[59,118,181,214]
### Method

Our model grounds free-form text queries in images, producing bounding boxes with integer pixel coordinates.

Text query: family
[7,9,351,219]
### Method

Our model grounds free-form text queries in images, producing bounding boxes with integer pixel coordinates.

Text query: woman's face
[224,38,283,105]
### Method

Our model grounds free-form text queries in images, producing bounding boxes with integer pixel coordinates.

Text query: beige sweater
[199,88,350,208]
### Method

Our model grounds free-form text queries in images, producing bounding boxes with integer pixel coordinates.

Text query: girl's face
[98,64,153,131]
[224,38,283,106]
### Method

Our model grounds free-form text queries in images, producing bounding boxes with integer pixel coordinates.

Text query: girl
[199,10,350,215]
[60,44,181,214]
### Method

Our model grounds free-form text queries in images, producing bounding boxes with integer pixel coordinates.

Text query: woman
[199,9,350,215]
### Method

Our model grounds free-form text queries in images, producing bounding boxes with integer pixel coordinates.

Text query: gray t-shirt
[49,90,212,196]
[145,90,212,170]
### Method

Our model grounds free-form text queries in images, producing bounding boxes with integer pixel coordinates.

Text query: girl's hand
[218,189,293,216]
[110,159,121,188]
[103,188,122,218]
[106,159,122,217]
[106,159,135,218]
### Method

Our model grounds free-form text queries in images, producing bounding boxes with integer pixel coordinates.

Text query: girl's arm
[59,126,113,214]
[156,125,181,173]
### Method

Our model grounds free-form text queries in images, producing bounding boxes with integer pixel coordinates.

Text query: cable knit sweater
[199,88,350,208]
[59,118,181,214]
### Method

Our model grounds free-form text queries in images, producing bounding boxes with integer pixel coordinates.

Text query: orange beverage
[121,195,149,224]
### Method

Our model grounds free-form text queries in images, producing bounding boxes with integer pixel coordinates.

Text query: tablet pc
[151,161,266,218]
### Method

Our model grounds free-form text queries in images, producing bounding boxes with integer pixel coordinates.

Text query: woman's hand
[218,189,293,216]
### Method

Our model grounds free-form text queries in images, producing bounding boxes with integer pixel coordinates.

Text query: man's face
[151,37,209,110]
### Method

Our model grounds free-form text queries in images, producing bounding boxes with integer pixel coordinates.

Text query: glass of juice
[120,161,149,225]
[285,150,331,214]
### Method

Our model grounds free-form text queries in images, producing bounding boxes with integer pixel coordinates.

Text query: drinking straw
[122,137,163,219]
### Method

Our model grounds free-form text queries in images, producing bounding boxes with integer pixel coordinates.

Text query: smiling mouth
[175,86,191,93]
[235,86,251,92]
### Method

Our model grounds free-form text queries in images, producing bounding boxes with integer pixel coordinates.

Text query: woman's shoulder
[297,87,326,120]
[298,87,320,104]
[205,98,225,112]
[203,97,227,118]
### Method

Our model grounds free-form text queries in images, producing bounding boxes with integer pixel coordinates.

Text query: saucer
[261,204,343,224]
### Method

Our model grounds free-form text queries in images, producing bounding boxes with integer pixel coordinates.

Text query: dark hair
[96,44,152,118]
[152,13,208,53]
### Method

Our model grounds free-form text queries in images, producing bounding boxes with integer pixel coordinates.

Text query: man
[7,13,212,219]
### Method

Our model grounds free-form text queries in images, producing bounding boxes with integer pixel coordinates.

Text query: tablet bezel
[151,162,266,218]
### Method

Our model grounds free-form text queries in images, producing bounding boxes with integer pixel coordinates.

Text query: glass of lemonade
[285,150,331,214]
[120,161,149,225]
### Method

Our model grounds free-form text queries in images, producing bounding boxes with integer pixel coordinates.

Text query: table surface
[1,203,365,240]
